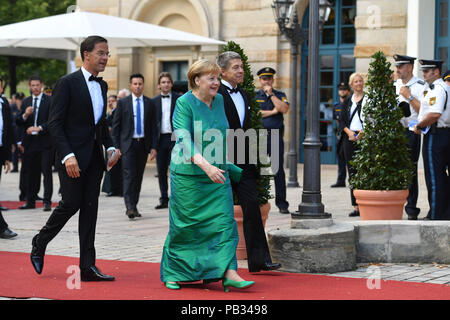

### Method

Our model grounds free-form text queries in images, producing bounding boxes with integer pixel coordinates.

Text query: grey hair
[217,51,242,69]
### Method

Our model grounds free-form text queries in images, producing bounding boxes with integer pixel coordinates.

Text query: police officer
[393,54,425,220]
[413,60,450,220]
[255,67,290,214]
[331,82,351,188]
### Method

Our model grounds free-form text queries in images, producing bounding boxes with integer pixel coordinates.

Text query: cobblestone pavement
[0,163,449,300]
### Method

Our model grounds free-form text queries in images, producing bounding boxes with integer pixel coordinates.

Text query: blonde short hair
[187,60,221,89]
[349,73,365,87]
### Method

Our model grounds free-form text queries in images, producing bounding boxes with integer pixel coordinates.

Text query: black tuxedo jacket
[111,94,157,154]
[153,92,181,136]
[48,69,113,171]
[16,94,52,151]
[0,98,13,164]
[218,83,252,166]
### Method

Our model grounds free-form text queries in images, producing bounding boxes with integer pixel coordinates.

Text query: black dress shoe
[331,183,346,188]
[30,235,45,274]
[19,203,35,209]
[43,203,52,212]
[279,208,290,214]
[0,206,8,211]
[0,228,18,239]
[407,214,418,220]
[80,266,115,282]
[134,209,142,218]
[349,210,360,217]
[155,202,168,209]
[126,209,136,219]
[250,262,282,272]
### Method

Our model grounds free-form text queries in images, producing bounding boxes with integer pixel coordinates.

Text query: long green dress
[160,91,242,283]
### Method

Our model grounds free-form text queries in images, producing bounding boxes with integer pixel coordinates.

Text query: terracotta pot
[354,189,409,220]
[234,202,271,260]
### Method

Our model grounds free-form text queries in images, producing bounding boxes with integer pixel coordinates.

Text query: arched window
[299,0,356,164]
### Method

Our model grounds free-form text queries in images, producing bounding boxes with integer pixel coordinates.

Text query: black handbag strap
[349,96,364,129]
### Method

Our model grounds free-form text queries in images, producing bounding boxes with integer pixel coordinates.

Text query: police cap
[257,67,276,78]
[393,54,416,66]
[443,70,450,81]
[419,59,444,71]
[337,82,350,90]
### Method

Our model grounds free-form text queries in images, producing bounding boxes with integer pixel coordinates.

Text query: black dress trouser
[232,164,272,271]
[156,133,174,204]
[405,129,421,217]
[35,147,104,268]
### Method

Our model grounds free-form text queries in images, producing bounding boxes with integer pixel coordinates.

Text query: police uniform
[417,59,450,220]
[332,82,350,187]
[255,67,289,212]
[393,54,425,219]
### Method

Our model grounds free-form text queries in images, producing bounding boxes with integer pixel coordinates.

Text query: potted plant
[351,51,413,220]
[221,41,273,258]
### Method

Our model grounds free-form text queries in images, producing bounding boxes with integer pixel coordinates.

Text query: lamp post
[272,0,307,188]
[295,0,332,220]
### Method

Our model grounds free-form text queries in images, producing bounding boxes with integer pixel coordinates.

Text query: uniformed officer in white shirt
[393,54,425,220]
[413,59,450,220]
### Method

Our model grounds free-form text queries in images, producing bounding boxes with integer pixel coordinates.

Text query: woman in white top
[339,73,367,217]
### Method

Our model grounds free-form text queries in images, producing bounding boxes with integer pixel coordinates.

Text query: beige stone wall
[354,0,408,74]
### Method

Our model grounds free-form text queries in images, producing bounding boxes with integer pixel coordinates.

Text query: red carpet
[0,201,58,210]
[0,251,449,300]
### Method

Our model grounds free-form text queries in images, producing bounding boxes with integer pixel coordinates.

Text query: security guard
[331,82,351,188]
[393,54,425,220]
[255,67,290,214]
[414,59,450,220]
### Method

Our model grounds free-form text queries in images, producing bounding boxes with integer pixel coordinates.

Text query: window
[436,0,450,72]
[162,61,189,93]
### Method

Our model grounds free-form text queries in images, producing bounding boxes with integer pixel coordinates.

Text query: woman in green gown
[160,60,254,292]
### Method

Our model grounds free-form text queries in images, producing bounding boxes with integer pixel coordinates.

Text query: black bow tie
[227,87,239,94]
[89,75,103,83]
[161,95,170,99]
[429,84,435,90]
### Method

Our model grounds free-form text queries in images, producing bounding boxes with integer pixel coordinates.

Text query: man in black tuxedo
[16,76,53,211]
[0,80,17,239]
[217,51,281,273]
[153,72,180,209]
[30,36,121,281]
[112,73,157,219]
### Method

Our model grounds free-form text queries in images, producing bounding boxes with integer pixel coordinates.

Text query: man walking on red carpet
[30,36,121,281]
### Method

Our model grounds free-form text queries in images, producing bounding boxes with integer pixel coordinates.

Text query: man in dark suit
[0,78,17,239]
[30,36,121,281]
[112,73,157,219]
[217,51,281,273]
[153,72,180,209]
[16,76,53,211]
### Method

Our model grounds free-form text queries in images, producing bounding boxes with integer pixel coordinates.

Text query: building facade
[76,0,448,164]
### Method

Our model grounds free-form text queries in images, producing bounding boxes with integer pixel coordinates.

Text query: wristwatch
[408,95,414,102]
[416,125,425,130]
[268,94,274,99]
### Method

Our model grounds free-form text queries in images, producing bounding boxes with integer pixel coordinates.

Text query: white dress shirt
[0,97,4,147]
[418,78,450,128]
[28,92,44,127]
[161,92,172,134]
[81,66,103,125]
[349,95,367,132]
[132,93,145,138]
[395,76,425,128]
[221,79,246,127]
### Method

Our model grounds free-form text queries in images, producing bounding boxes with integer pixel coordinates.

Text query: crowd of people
[332,54,450,221]
[0,36,286,291]
[1,34,448,291]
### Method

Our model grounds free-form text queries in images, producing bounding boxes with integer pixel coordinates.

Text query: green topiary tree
[221,41,273,205]
[350,51,413,190]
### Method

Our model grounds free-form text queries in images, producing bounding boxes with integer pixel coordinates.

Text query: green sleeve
[227,161,242,183]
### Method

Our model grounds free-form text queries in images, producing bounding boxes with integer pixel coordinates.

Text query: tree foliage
[221,41,273,205]
[350,51,413,190]
[0,0,76,93]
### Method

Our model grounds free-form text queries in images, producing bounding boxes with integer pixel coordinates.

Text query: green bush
[350,51,413,190]
[221,41,272,205]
